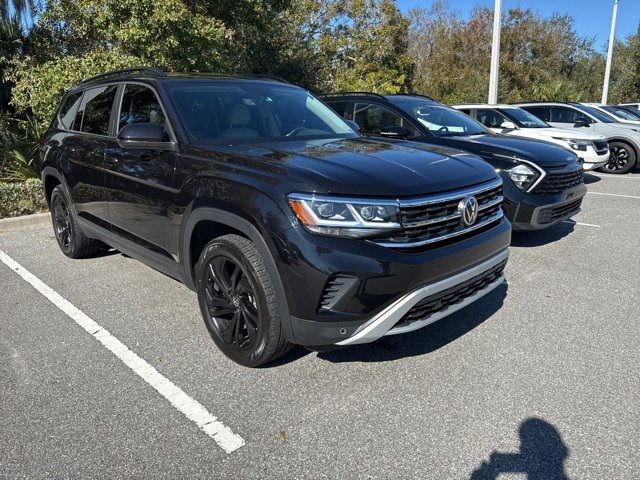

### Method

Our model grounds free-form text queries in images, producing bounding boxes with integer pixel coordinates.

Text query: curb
[0,212,50,234]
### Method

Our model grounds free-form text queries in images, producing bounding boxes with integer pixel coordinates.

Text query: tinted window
[476,108,510,128]
[457,108,471,115]
[522,106,550,122]
[500,108,549,128]
[77,86,118,135]
[168,82,354,142]
[576,105,615,123]
[550,107,584,124]
[326,101,354,120]
[119,84,166,131]
[354,103,413,135]
[390,99,487,137]
[58,92,82,130]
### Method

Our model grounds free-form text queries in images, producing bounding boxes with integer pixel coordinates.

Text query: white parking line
[563,221,600,228]
[0,250,245,454]
[588,173,640,180]
[587,191,640,200]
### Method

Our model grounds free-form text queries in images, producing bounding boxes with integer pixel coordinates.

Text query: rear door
[548,106,596,132]
[104,83,179,260]
[65,85,118,227]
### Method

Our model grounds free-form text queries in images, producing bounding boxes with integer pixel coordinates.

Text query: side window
[58,92,83,130]
[524,106,550,122]
[550,107,581,124]
[476,108,510,129]
[327,101,354,121]
[354,103,415,136]
[119,84,166,131]
[77,85,118,136]
[457,108,472,115]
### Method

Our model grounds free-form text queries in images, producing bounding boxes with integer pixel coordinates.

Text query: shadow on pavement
[470,418,570,480]
[313,283,507,364]
[583,172,602,185]
[511,221,575,247]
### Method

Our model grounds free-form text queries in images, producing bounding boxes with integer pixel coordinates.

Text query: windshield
[578,105,615,123]
[602,105,640,121]
[501,108,549,128]
[167,81,355,143]
[392,100,488,136]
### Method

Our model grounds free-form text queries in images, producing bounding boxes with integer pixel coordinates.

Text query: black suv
[42,68,510,367]
[322,93,587,230]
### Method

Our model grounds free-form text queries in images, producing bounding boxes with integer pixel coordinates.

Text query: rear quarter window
[57,92,83,130]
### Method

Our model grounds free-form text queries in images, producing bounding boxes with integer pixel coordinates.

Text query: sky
[397,0,640,51]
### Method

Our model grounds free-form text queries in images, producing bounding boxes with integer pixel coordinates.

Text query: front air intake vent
[319,274,358,311]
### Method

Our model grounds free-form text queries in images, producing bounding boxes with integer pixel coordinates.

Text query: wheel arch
[180,207,295,342]
[607,137,640,157]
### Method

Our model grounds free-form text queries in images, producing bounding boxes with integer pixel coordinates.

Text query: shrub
[0,178,47,218]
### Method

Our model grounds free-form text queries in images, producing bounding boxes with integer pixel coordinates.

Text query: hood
[440,133,579,168]
[533,127,606,141]
[208,137,499,197]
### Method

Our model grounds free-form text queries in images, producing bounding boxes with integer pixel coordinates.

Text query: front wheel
[599,142,637,174]
[50,185,103,258]
[195,234,293,367]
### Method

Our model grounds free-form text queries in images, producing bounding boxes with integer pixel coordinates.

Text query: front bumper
[579,147,610,171]
[503,183,587,230]
[277,217,511,346]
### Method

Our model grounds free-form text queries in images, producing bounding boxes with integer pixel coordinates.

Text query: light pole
[488,0,503,104]
[602,0,620,104]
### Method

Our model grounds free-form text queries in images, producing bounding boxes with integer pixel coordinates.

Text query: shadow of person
[470,418,569,480]
[315,282,507,364]
[510,221,575,247]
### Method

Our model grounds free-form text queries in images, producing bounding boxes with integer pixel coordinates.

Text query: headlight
[287,193,401,238]
[506,164,540,191]
[553,138,593,151]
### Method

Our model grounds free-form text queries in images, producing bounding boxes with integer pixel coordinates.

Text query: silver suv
[515,102,640,174]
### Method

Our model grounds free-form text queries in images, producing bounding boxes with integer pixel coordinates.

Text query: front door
[104,83,179,260]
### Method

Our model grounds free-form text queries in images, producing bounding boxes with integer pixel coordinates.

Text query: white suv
[453,104,609,171]
[516,102,640,174]
[584,103,640,125]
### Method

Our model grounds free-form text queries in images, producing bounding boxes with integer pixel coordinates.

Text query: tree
[609,26,640,103]
[0,16,22,111]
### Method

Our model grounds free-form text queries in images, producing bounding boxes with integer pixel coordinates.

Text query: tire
[49,185,103,258]
[599,142,637,174]
[195,234,293,367]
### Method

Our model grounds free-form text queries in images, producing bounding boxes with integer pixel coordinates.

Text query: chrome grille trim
[404,195,503,228]
[397,177,503,207]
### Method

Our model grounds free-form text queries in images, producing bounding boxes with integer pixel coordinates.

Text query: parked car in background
[322,93,587,231]
[619,102,640,110]
[41,69,512,367]
[516,101,640,174]
[452,103,609,171]
[584,103,640,125]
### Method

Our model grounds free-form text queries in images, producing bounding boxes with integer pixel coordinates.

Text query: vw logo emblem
[458,196,479,226]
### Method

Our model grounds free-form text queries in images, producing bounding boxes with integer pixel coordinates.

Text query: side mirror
[117,123,176,150]
[500,121,516,130]
[574,117,590,127]
[345,120,361,133]
[379,125,409,139]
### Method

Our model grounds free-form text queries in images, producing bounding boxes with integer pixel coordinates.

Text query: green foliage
[1,16,22,110]
[0,112,44,181]
[0,178,47,218]
[609,27,640,103]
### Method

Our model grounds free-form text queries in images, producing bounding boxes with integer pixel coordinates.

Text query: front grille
[538,198,583,224]
[534,169,584,195]
[392,260,507,329]
[593,140,609,154]
[371,179,504,250]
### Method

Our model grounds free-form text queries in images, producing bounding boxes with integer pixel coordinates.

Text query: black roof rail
[318,92,387,100]
[78,67,166,85]
[389,93,436,101]
[513,100,579,105]
[242,74,290,84]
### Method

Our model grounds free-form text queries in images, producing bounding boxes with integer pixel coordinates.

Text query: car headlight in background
[288,193,401,237]
[506,164,541,191]
[553,138,593,151]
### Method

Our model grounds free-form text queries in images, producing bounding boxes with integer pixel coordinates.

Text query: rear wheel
[50,185,103,258]
[195,234,292,367]
[599,142,637,174]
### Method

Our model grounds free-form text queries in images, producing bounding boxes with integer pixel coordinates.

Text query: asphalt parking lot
[1,170,639,479]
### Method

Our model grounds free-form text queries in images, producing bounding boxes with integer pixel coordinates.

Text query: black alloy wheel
[600,142,637,174]
[52,193,73,253]
[202,255,259,351]
[196,234,292,367]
